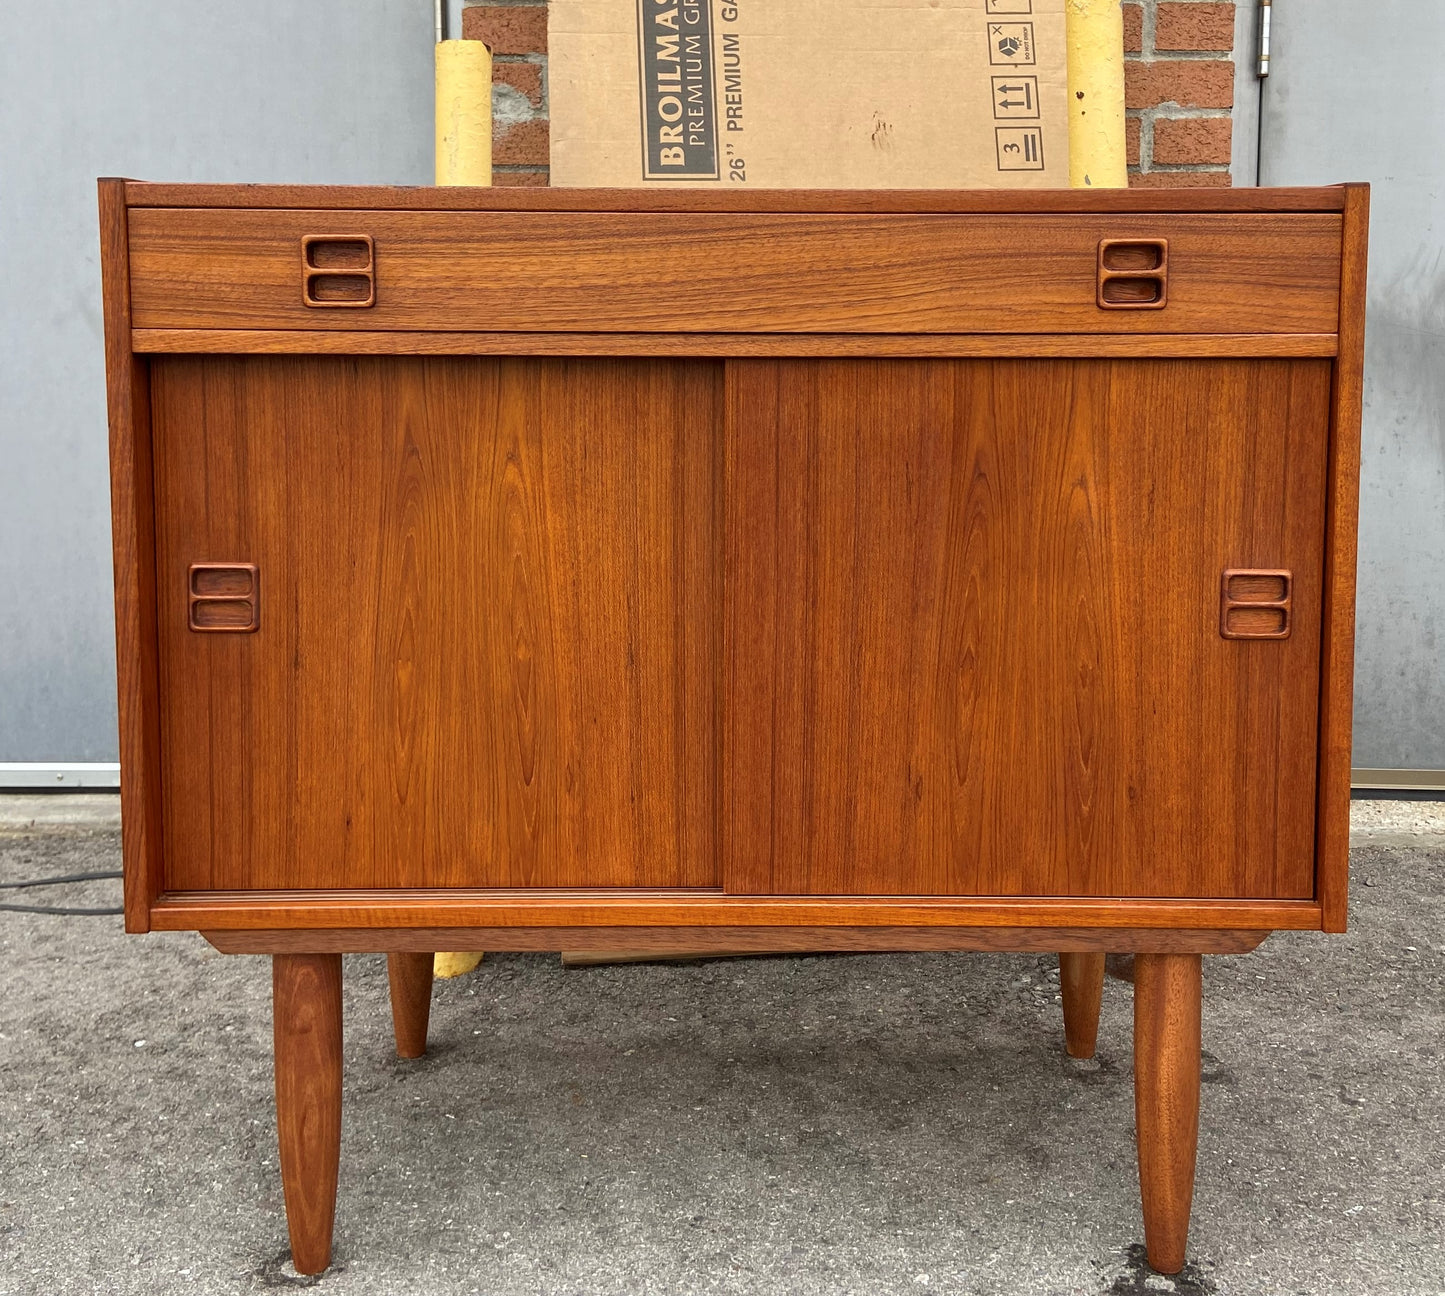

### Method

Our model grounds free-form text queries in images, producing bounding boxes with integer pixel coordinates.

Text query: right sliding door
[724,357,1331,898]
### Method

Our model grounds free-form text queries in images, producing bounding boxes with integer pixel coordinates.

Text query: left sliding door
[150,355,722,892]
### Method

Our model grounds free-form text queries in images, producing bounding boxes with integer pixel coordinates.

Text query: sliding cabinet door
[725,357,1330,898]
[152,355,721,891]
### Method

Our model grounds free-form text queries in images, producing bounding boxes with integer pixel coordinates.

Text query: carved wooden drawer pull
[1097,238,1169,309]
[301,235,375,308]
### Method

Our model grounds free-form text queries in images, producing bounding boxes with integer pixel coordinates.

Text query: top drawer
[128,208,1342,335]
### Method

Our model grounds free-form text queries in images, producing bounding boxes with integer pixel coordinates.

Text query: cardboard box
[549,0,1068,188]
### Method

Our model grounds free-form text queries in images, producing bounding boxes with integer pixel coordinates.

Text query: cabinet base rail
[202,923,1276,954]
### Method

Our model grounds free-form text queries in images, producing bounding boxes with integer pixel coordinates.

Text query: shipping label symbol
[995,126,1045,171]
[988,22,1037,66]
[991,75,1040,119]
[985,0,1033,12]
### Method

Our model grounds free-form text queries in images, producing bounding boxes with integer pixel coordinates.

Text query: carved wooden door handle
[1220,568,1291,639]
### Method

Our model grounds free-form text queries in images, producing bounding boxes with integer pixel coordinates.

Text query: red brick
[463,4,547,55]
[493,118,549,166]
[493,60,543,107]
[1125,116,1141,167]
[1122,3,1144,54]
[1129,169,1233,188]
[1152,115,1232,165]
[1125,59,1234,109]
[492,167,549,187]
[1155,3,1236,52]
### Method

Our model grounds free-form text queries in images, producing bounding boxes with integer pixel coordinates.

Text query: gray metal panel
[0,1,433,761]
[1229,0,1261,187]
[1259,1,1445,769]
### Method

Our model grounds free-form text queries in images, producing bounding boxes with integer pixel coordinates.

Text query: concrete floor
[1,797,1442,1296]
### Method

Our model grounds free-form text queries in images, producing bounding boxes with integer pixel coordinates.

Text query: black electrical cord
[0,870,122,889]
[0,869,124,916]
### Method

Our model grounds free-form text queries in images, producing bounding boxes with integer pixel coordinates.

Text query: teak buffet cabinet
[99,180,1367,1276]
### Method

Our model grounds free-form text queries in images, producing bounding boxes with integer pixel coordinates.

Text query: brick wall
[465,0,1239,188]
[464,2,550,186]
[1124,1,1237,186]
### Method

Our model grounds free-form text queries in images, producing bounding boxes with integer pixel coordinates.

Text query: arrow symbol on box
[998,99,1026,109]
[997,84,1029,94]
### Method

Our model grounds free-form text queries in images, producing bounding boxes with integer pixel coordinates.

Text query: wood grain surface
[1133,952,1203,1275]
[386,952,433,1059]
[272,953,342,1276]
[131,330,1341,360]
[102,188,1365,940]
[205,926,1270,955]
[725,358,1330,899]
[151,355,720,891]
[1060,951,1107,1058]
[121,182,1350,214]
[1317,183,1370,932]
[127,210,1342,336]
[153,889,1322,931]
[99,179,165,932]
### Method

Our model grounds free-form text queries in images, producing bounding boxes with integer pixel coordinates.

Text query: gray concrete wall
[0,1,434,762]
[1228,0,1261,187]
[1259,1,1445,771]
[4,1,1441,773]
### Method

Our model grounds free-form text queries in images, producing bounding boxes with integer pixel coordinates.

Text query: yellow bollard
[434,35,492,981]
[434,949,485,978]
[435,39,493,187]
[1065,0,1128,188]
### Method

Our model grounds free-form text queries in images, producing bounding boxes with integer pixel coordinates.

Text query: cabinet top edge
[109,180,1361,215]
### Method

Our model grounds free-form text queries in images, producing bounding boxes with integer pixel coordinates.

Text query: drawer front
[128,208,1343,335]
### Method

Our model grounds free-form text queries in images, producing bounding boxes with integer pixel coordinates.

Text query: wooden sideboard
[99,180,1367,1277]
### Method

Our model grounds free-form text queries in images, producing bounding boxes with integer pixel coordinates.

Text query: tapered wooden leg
[1059,951,1106,1058]
[387,952,434,1059]
[273,953,342,1276]
[1133,952,1202,1275]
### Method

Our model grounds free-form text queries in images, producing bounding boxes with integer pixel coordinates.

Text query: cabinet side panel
[99,179,164,931]
[725,357,1330,898]
[152,356,720,890]
[1317,184,1369,932]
